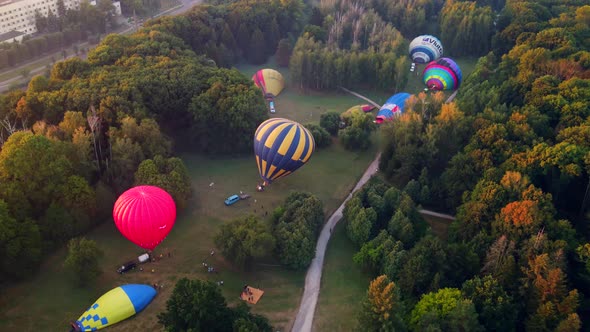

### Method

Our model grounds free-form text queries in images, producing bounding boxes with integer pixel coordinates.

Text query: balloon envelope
[254,118,315,184]
[376,93,411,124]
[423,57,463,91]
[409,35,443,64]
[252,69,285,99]
[113,185,176,250]
[74,284,157,331]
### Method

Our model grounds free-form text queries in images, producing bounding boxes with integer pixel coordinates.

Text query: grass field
[312,221,368,331]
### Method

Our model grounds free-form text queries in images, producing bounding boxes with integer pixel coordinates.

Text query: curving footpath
[291,154,381,332]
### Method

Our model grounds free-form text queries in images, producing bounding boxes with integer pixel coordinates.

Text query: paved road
[291,154,381,332]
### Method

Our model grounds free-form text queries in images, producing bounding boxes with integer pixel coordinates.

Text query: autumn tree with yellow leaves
[357,275,406,332]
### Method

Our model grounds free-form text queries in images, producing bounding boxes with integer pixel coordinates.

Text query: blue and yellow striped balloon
[74,284,157,331]
[254,118,315,185]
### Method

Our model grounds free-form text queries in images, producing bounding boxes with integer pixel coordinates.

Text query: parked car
[224,194,240,206]
[269,101,276,113]
[117,261,137,274]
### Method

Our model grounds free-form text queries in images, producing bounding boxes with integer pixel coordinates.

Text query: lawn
[312,220,369,332]
[0,66,377,331]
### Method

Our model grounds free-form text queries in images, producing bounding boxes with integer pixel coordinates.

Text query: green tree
[214,215,275,269]
[410,288,483,332]
[0,131,90,221]
[340,112,375,151]
[461,275,516,331]
[347,208,376,247]
[134,155,192,209]
[189,68,267,154]
[353,230,402,276]
[0,200,42,280]
[273,192,324,269]
[231,302,273,331]
[249,28,266,64]
[158,278,233,332]
[396,236,447,299]
[304,123,331,148]
[403,180,421,204]
[320,111,341,136]
[357,275,406,332]
[388,210,416,247]
[64,237,102,286]
[275,38,292,67]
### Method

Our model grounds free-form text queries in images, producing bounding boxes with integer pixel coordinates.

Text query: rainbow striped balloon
[409,35,443,64]
[423,57,463,91]
[74,284,157,331]
[254,118,315,185]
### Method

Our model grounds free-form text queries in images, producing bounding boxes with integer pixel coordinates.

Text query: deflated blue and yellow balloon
[73,284,156,331]
[254,118,315,185]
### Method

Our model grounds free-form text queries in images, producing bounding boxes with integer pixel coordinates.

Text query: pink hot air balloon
[113,185,176,250]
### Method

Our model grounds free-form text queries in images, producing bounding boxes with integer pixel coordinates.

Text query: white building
[0,0,80,35]
[0,0,121,38]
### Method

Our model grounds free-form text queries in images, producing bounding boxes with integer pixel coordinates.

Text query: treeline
[0,31,86,69]
[215,192,324,270]
[315,0,497,58]
[0,0,116,70]
[367,0,444,37]
[289,34,408,91]
[290,0,408,91]
[145,0,304,66]
[440,0,495,56]
[372,0,590,330]
[0,0,295,282]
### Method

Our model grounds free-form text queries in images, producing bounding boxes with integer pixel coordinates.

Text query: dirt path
[418,209,455,220]
[291,154,381,332]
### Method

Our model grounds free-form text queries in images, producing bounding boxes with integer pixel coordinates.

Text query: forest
[0,0,589,330]
[349,0,590,330]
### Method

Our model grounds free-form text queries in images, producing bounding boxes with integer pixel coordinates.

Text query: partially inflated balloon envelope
[252,69,285,99]
[113,185,176,250]
[254,118,315,185]
[409,35,443,64]
[423,57,463,91]
[73,284,156,331]
[376,93,411,124]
